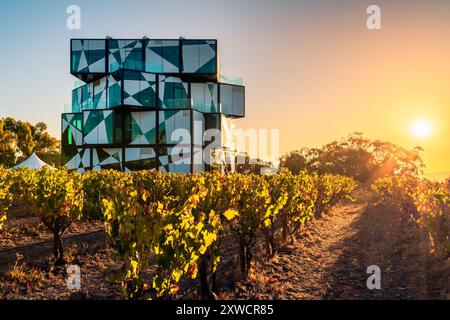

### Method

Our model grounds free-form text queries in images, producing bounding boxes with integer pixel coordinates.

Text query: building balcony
[219,74,243,86]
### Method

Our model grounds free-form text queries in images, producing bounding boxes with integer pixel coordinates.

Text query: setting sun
[410,120,432,138]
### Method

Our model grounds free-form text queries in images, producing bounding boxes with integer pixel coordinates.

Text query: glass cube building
[62,38,245,173]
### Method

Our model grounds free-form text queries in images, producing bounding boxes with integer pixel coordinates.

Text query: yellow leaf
[188,194,200,205]
[196,221,204,232]
[211,216,220,228]
[203,231,217,247]
[130,260,139,274]
[172,270,182,282]
[223,209,238,221]
[190,253,199,263]
[165,235,174,245]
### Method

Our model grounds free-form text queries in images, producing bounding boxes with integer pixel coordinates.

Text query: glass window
[68,127,73,145]
[72,87,82,113]
[92,148,122,171]
[115,113,123,144]
[75,118,82,130]
[123,71,157,107]
[204,114,220,131]
[71,40,82,73]
[123,112,157,145]
[108,40,143,72]
[232,86,244,116]
[93,76,107,109]
[108,40,121,73]
[159,110,191,144]
[146,40,179,73]
[192,82,218,113]
[123,71,140,106]
[71,39,106,73]
[220,84,233,115]
[62,113,82,149]
[124,40,144,71]
[87,40,106,73]
[83,110,114,144]
[124,147,158,171]
[107,74,122,108]
[220,84,244,117]
[159,147,191,173]
[71,40,85,73]
[139,73,157,107]
[128,111,156,145]
[182,40,217,74]
[192,111,205,146]
[159,76,189,109]
[81,83,94,110]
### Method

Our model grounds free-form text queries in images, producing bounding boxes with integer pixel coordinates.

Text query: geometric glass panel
[128,111,156,145]
[109,40,144,73]
[146,40,180,73]
[83,110,114,144]
[159,76,190,109]
[181,40,217,74]
[158,110,191,144]
[192,82,218,113]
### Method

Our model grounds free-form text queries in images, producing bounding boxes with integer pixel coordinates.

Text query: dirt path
[0,230,106,271]
[229,190,450,300]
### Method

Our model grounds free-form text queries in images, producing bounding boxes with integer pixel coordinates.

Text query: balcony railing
[64,104,73,113]
[73,80,85,88]
[162,98,193,109]
[219,74,243,86]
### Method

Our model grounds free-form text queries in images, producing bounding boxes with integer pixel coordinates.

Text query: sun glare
[410,119,432,138]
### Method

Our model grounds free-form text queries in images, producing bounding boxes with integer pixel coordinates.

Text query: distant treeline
[280,132,424,184]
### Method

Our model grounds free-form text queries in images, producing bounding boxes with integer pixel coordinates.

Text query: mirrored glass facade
[63,37,245,172]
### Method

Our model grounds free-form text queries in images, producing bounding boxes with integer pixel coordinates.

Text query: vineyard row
[0,168,357,299]
[372,175,450,260]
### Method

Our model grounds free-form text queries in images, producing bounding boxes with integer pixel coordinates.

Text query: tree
[0,119,16,166]
[280,133,424,183]
[367,141,424,184]
[279,148,311,174]
[31,122,61,166]
[3,117,35,159]
[32,122,59,154]
[0,117,61,167]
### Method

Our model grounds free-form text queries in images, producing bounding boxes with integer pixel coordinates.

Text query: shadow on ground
[321,195,449,299]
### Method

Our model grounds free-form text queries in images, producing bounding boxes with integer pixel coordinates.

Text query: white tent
[13,152,56,170]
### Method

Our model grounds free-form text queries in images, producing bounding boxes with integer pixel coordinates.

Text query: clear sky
[0,0,449,173]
